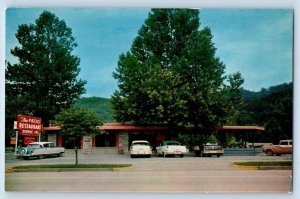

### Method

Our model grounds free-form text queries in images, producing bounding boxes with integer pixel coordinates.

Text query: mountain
[74,97,115,122]
[239,82,293,143]
[242,82,292,102]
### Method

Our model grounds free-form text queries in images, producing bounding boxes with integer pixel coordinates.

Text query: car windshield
[166,142,180,146]
[132,142,149,146]
[27,144,41,148]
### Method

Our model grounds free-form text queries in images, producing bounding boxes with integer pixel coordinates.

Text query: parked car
[130,140,152,158]
[156,141,188,157]
[17,142,65,159]
[194,142,224,157]
[262,139,292,156]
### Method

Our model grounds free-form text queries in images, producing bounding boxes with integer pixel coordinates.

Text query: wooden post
[15,131,18,154]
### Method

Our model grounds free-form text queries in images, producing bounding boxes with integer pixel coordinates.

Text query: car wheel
[19,147,27,155]
[180,154,184,158]
[38,155,43,159]
[266,150,273,156]
[217,155,220,157]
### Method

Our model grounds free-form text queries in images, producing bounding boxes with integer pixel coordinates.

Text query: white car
[17,142,65,159]
[156,141,188,157]
[130,140,152,158]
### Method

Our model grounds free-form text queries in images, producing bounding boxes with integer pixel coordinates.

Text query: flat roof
[43,123,265,131]
[216,125,265,131]
[97,123,169,131]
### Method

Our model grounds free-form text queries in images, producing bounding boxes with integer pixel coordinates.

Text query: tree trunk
[75,147,78,165]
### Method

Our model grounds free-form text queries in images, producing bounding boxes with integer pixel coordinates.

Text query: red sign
[17,115,42,136]
[24,137,36,145]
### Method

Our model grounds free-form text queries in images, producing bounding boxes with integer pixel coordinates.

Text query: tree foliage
[112,9,244,134]
[5,10,86,128]
[52,107,103,148]
[239,83,293,143]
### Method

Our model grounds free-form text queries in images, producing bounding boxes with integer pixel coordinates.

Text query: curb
[6,166,132,173]
[233,164,292,170]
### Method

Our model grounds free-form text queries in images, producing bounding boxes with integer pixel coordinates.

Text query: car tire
[19,147,27,155]
[266,150,273,156]
[180,154,184,158]
[38,155,43,159]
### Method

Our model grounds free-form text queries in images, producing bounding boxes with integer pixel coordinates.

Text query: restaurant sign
[17,115,42,136]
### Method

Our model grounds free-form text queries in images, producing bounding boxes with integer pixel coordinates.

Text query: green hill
[74,97,115,122]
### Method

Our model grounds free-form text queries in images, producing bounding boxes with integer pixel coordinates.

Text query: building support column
[58,134,62,147]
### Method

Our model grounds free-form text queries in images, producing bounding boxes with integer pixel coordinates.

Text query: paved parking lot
[5,153,293,192]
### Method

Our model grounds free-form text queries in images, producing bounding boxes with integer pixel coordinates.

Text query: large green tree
[6,11,86,128]
[112,9,244,135]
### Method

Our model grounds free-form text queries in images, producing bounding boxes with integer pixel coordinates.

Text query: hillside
[242,82,292,102]
[74,97,115,122]
[239,82,293,143]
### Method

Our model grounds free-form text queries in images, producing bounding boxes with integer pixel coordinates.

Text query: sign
[17,115,42,136]
[24,137,36,145]
[10,137,16,145]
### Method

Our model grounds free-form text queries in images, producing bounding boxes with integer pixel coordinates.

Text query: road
[5,153,293,192]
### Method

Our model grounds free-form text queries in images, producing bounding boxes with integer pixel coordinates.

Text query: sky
[6,8,293,98]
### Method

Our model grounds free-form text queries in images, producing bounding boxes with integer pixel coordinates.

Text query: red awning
[43,126,61,131]
[97,123,169,131]
[43,123,265,132]
[216,126,265,131]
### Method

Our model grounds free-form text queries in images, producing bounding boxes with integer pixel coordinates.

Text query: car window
[44,144,49,148]
[166,142,180,146]
[28,144,41,148]
[132,142,149,146]
[281,141,288,145]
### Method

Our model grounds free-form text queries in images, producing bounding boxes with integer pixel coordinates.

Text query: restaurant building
[43,123,265,154]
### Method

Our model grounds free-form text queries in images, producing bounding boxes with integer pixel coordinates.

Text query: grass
[12,164,132,169]
[234,161,292,167]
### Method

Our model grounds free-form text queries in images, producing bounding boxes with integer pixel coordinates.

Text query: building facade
[43,123,265,155]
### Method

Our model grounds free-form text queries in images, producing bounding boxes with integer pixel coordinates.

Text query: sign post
[13,121,18,154]
[15,131,18,154]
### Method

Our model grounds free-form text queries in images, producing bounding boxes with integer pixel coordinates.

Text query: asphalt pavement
[5,152,293,193]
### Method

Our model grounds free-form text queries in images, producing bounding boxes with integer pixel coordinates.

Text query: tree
[112,64,191,129]
[5,10,86,129]
[112,9,244,137]
[52,107,103,164]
